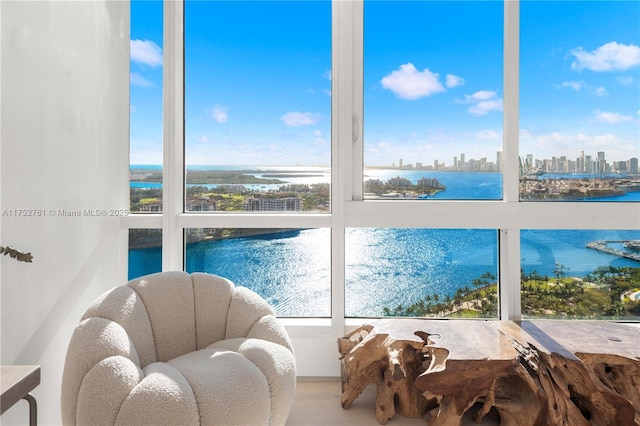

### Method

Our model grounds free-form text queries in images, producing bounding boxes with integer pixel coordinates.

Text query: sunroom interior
[2,1,639,425]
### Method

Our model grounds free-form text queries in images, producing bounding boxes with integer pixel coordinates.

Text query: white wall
[1,1,129,424]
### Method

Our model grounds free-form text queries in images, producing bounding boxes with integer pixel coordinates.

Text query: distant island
[131,169,286,185]
[261,174,324,178]
[364,176,445,199]
[520,176,640,200]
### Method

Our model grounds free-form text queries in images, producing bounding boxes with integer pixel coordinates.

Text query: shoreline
[130,228,302,250]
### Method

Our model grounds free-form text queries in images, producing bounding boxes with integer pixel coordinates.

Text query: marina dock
[586,240,640,262]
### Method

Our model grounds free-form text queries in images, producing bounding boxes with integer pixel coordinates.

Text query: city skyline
[388,149,639,174]
[130,1,639,167]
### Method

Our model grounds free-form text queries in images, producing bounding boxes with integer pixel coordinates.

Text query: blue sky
[130,1,639,167]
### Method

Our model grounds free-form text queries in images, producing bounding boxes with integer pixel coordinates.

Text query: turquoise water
[186,229,331,317]
[521,230,640,277]
[129,227,640,317]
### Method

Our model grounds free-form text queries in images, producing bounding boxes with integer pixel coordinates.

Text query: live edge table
[338,320,639,425]
[1,365,40,426]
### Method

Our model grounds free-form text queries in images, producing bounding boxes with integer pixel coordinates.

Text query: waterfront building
[597,152,606,174]
[421,150,634,176]
[139,201,162,213]
[139,196,217,213]
[387,176,413,187]
[417,177,445,189]
[557,159,567,173]
[242,196,302,212]
[186,197,217,212]
[616,161,628,173]
[585,155,593,174]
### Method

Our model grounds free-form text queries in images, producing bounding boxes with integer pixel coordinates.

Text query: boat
[623,240,640,251]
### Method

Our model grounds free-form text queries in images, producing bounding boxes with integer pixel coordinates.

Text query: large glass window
[364,1,504,200]
[185,228,331,317]
[520,1,640,201]
[130,0,164,212]
[521,230,640,320]
[126,1,639,331]
[345,228,499,318]
[129,229,162,280]
[184,1,331,213]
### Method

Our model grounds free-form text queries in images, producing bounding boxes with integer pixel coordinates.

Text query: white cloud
[617,76,634,86]
[555,81,585,91]
[211,104,229,123]
[519,129,534,141]
[280,111,321,127]
[130,72,153,87]
[520,129,636,161]
[570,41,640,72]
[130,39,163,67]
[381,63,445,100]
[555,81,607,96]
[464,91,503,116]
[590,134,619,147]
[475,129,499,140]
[594,110,633,124]
[376,141,392,150]
[323,69,332,81]
[539,132,564,143]
[469,99,503,116]
[445,74,465,88]
[590,86,608,97]
[196,135,210,143]
[466,90,498,102]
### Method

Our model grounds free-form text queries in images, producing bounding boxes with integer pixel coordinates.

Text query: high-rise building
[243,197,302,212]
[579,151,585,173]
[398,158,403,169]
[585,155,593,174]
[630,158,638,174]
[597,151,606,173]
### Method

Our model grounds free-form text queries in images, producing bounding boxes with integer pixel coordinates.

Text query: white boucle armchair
[61,271,296,426]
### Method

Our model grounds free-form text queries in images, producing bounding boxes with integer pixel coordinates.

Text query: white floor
[286,379,500,426]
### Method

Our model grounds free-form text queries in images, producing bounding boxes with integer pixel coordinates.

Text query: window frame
[123,0,640,332]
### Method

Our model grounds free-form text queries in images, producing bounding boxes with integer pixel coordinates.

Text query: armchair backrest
[79,271,291,367]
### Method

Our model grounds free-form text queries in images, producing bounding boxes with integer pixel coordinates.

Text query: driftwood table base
[337,320,639,425]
